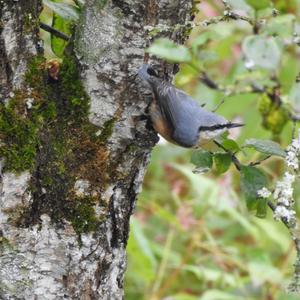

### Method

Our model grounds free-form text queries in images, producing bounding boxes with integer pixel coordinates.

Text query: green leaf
[222,139,240,152]
[214,153,231,174]
[147,38,192,63]
[256,198,267,218]
[240,166,268,210]
[245,0,271,10]
[242,36,281,70]
[279,54,298,94]
[265,14,295,38]
[51,13,71,57]
[243,138,285,157]
[43,0,79,20]
[191,150,213,173]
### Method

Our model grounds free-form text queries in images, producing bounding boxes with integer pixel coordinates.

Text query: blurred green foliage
[126,146,298,300]
[125,0,300,299]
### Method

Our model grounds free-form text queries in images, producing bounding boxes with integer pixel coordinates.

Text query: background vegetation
[125,1,300,299]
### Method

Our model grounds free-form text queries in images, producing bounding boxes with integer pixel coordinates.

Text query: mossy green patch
[98,118,116,142]
[67,195,99,233]
[27,53,111,235]
[1,53,114,236]
[0,57,57,173]
[0,98,39,172]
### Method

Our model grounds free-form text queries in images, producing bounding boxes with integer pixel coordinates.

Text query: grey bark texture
[0,0,192,299]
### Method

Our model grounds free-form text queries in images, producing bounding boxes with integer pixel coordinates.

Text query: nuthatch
[138,64,243,148]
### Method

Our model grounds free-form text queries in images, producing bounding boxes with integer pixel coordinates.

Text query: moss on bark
[0,52,116,236]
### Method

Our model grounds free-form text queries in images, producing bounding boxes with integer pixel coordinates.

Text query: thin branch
[200,13,253,28]
[199,72,220,90]
[212,98,225,112]
[199,71,265,96]
[249,155,271,166]
[193,65,265,98]
[213,140,241,171]
[267,200,289,226]
[40,22,70,41]
[200,0,254,28]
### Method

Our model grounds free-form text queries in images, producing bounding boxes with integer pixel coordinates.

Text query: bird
[138,64,243,148]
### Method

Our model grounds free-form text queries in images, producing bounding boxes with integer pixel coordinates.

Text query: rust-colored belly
[150,100,173,143]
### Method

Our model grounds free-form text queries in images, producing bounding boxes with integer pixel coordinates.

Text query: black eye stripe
[199,123,244,132]
[147,67,159,77]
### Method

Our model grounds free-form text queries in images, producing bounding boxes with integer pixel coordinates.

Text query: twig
[200,0,254,28]
[199,72,220,90]
[40,22,70,41]
[199,71,265,96]
[267,200,288,225]
[193,64,264,97]
[213,140,241,171]
[249,155,271,166]
[197,0,283,35]
[200,13,253,28]
[212,98,225,112]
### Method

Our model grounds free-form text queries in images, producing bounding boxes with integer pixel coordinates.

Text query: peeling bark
[0,0,192,299]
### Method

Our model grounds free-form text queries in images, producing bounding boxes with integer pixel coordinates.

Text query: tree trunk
[0,0,192,299]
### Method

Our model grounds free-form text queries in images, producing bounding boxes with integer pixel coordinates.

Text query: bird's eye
[147,67,158,77]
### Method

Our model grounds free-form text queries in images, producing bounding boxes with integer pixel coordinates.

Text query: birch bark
[0,1,192,299]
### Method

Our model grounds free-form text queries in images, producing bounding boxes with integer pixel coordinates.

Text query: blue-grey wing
[155,82,228,147]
